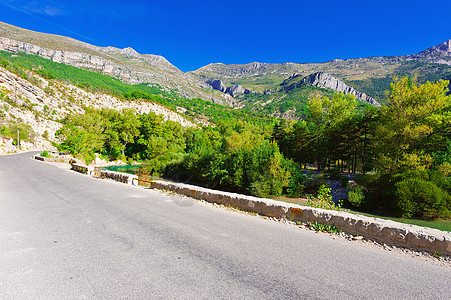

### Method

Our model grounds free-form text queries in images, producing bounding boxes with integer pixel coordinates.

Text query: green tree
[56,109,106,163]
[374,77,451,173]
[307,92,357,170]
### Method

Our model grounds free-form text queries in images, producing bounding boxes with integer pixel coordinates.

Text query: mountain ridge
[189,39,451,100]
[0,21,228,105]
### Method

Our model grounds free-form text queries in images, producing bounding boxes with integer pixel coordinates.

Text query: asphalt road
[1,152,450,299]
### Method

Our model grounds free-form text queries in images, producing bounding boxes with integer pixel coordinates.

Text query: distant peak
[437,39,451,52]
[120,47,140,57]
[423,39,451,54]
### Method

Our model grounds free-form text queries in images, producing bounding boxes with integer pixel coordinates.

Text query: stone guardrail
[99,170,137,185]
[148,180,451,256]
[70,163,137,185]
[34,154,73,163]
[71,163,94,175]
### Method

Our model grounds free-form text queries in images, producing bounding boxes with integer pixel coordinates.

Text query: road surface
[1,152,450,299]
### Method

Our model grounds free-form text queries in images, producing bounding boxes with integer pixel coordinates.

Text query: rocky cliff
[408,39,451,65]
[206,79,227,93]
[206,79,254,97]
[282,72,381,107]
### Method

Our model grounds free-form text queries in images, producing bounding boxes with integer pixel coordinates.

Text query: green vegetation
[55,108,289,197]
[273,78,451,220]
[307,185,343,211]
[166,125,290,197]
[306,221,341,233]
[54,76,451,222]
[40,150,50,158]
[347,186,365,208]
[0,122,35,145]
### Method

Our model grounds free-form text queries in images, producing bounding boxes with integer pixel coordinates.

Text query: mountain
[0,21,227,105]
[189,40,451,102]
[189,58,403,93]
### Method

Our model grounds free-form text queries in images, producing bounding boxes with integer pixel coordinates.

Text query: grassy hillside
[0,51,272,126]
[0,51,175,97]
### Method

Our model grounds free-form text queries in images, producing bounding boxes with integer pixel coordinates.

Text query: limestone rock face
[225,84,246,97]
[207,79,227,93]
[285,72,381,107]
[410,39,451,65]
[206,79,255,98]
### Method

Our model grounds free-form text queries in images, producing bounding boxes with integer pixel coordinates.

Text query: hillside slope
[0,21,227,105]
[0,65,194,154]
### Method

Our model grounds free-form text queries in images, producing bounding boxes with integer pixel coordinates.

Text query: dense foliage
[272,78,451,219]
[56,108,290,197]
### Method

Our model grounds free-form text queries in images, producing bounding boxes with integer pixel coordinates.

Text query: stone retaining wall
[99,170,137,185]
[72,163,94,175]
[149,180,451,256]
[34,154,72,163]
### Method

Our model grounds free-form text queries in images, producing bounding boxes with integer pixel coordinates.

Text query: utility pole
[14,78,17,104]
[17,129,19,149]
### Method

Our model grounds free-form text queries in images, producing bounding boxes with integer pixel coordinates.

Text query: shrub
[286,167,306,197]
[395,178,450,219]
[348,186,365,208]
[40,150,50,158]
[307,184,342,211]
[250,180,272,198]
[307,221,341,233]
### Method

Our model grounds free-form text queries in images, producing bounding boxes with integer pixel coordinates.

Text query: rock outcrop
[409,39,451,65]
[283,72,381,107]
[206,79,227,93]
[225,84,246,97]
[206,79,253,97]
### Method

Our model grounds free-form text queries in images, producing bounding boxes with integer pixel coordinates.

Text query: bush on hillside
[395,178,450,219]
[348,186,365,208]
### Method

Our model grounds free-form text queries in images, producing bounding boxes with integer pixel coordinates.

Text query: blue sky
[0,0,450,72]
